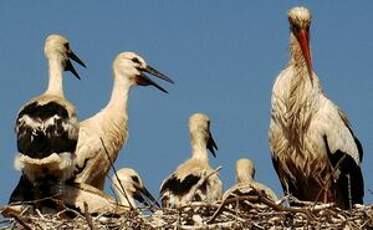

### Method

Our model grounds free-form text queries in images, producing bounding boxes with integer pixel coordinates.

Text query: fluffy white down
[14,152,74,183]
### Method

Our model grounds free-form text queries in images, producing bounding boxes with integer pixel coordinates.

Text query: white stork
[160,113,222,208]
[73,52,174,190]
[111,168,159,209]
[269,6,364,209]
[223,158,278,208]
[11,34,86,202]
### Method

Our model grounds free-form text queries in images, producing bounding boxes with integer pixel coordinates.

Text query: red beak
[296,29,313,81]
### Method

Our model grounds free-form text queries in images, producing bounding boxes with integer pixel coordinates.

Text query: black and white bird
[73,52,174,190]
[269,6,364,209]
[112,168,159,209]
[160,113,222,208]
[10,34,86,202]
[223,158,278,208]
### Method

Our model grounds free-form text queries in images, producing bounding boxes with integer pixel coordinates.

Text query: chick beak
[133,185,160,209]
[207,131,218,158]
[135,65,174,93]
[66,50,86,80]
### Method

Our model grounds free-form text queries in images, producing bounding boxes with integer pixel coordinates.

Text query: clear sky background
[0,1,372,205]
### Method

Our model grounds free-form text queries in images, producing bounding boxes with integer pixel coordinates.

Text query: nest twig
[2,194,372,230]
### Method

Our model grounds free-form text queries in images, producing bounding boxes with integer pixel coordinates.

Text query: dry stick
[184,166,222,204]
[209,192,317,224]
[207,193,232,223]
[99,137,134,210]
[7,213,32,230]
[83,202,96,230]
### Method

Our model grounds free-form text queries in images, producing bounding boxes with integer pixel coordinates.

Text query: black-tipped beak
[66,50,86,80]
[68,50,86,68]
[133,185,160,209]
[144,65,174,84]
[135,65,174,93]
[207,131,218,158]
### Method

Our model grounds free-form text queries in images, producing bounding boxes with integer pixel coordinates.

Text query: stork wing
[160,171,202,207]
[320,98,364,208]
[160,173,201,196]
[16,100,79,159]
[8,175,34,203]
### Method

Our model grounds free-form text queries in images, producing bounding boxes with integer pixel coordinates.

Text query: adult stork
[223,159,278,209]
[11,34,86,202]
[73,52,174,190]
[269,6,364,209]
[111,168,159,209]
[160,113,222,208]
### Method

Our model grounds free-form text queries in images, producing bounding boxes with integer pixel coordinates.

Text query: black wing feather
[16,101,78,159]
[161,174,201,196]
[323,135,364,209]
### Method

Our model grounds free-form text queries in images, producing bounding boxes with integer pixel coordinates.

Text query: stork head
[44,34,86,79]
[288,6,313,78]
[113,52,174,93]
[189,113,218,157]
[236,158,255,183]
[112,168,159,208]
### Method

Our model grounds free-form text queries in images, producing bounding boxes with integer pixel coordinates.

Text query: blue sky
[0,1,372,205]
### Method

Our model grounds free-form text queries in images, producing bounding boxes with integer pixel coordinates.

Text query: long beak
[135,65,174,93]
[66,50,86,80]
[133,185,160,209]
[207,131,218,158]
[296,29,313,82]
[144,65,174,84]
[136,73,169,93]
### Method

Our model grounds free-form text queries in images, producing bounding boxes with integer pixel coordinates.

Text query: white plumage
[73,52,174,190]
[223,159,278,208]
[269,6,364,209]
[160,113,222,208]
[112,168,159,208]
[10,34,86,202]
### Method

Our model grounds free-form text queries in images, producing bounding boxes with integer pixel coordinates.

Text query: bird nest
[1,195,372,230]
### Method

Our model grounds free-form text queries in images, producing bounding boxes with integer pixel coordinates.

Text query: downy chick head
[44,34,86,79]
[189,113,218,157]
[236,158,255,183]
[113,52,174,93]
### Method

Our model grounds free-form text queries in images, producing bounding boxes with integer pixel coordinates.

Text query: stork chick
[10,34,86,202]
[112,168,159,209]
[223,158,278,209]
[160,113,222,208]
[269,6,364,209]
[73,52,174,190]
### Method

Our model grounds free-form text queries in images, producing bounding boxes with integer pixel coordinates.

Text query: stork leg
[51,180,64,197]
[346,174,352,209]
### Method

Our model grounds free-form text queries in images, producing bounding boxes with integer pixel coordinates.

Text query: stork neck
[45,57,64,96]
[191,136,209,162]
[286,32,321,99]
[107,72,134,113]
[116,188,135,207]
[236,174,253,184]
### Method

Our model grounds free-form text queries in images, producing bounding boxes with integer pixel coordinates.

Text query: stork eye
[64,43,71,51]
[131,176,140,184]
[132,57,141,64]
[291,24,301,33]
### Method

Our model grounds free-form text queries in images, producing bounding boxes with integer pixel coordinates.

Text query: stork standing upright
[10,34,86,202]
[160,113,222,208]
[73,52,174,190]
[223,158,278,208]
[269,6,364,209]
[111,168,159,209]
